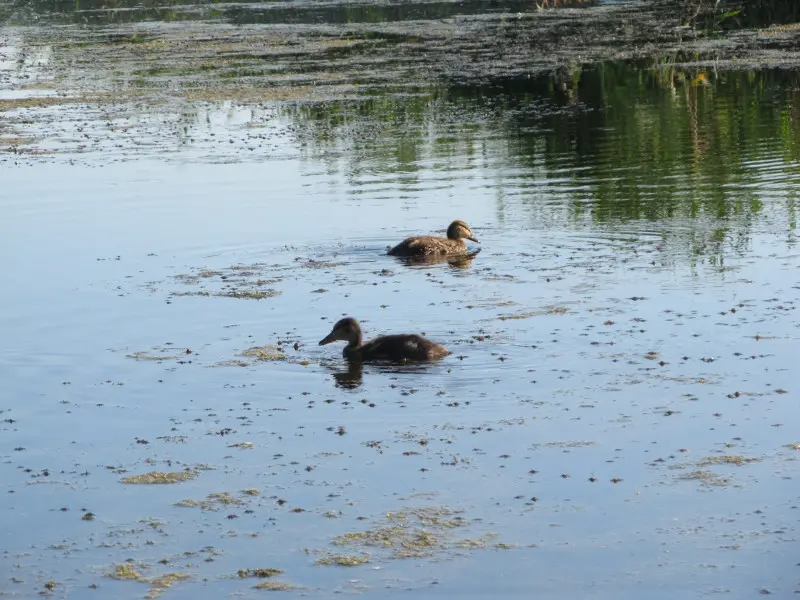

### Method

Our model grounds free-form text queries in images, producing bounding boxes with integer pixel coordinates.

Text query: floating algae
[238,345,286,361]
[253,580,300,591]
[677,470,731,487]
[497,306,569,320]
[108,563,143,581]
[175,491,254,511]
[238,568,283,578]
[218,289,281,300]
[325,506,499,560]
[696,455,761,467]
[314,553,371,566]
[106,563,190,599]
[121,470,198,484]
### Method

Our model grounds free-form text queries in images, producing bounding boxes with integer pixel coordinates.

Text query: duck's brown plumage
[387,220,479,257]
[319,317,450,362]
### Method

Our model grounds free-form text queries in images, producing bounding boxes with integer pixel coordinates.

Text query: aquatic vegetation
[253,580,300,591]
[109,563,143,580]
[678,470,731,486]
[323,506,501,561]
[498,306,569,320]
[314,553,371,566]
[696,455,761,467]
[218,289,281,300]
[239,345,286,361]
[166,264,282,300]
[299,259,346,269]
[125,346,192,361]
[237,568,283,578]
[531,441,596,448]
[120,471,199,484]
[145,573,191,599]
[106,563,191,599]
[175,491,252,511]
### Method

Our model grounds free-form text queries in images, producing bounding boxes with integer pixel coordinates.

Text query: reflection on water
[286,64,800,263]
[327,360,444,390]
[390,249,482,269]
[330,360,364,389]
[2,0,595,26]
[5,25,800,261]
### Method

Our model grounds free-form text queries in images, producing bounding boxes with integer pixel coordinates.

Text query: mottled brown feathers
[387,220,479,257]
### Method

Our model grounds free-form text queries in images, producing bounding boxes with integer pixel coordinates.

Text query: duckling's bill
[319,331,337,345]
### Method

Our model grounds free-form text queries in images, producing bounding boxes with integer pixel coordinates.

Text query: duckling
[319,317,450,362]
[387,220,479,257]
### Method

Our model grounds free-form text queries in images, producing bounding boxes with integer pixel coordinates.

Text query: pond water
[1,0,800,598]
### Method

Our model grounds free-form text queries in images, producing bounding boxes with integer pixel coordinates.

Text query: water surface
[2,2,800,598]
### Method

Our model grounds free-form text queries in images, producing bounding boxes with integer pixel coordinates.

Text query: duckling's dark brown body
[319,317,450,363]
[388,220,479,257]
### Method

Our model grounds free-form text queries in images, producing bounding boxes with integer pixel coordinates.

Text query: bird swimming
[319,317,450,362]
[387,220,479,257]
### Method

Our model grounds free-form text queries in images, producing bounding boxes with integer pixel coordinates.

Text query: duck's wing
[388,236,446,256]
[361,334,448,362]
[359,335,406,361]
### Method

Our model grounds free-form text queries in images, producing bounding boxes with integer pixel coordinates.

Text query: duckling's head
[447,220,479,243]
[319,317,362,346]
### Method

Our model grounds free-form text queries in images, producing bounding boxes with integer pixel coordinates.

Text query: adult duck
[387,220,479,257]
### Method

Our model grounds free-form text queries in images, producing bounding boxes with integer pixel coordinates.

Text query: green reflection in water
[285,62,800,261]
[2,0,551,26]
[287,62,800,217]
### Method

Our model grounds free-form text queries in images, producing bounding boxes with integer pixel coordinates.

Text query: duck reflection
[394,248,481,269]
[325,361,441,390]
[331,361,364,389]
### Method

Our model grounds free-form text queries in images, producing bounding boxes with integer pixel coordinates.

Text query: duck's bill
[467,235,480,243]
[319,332,337,345]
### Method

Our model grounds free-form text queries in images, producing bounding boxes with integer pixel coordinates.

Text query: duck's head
[319,317,362,346]
[447,220,479,243]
